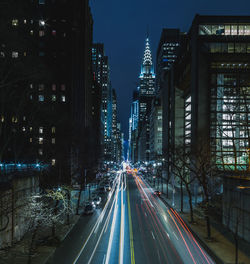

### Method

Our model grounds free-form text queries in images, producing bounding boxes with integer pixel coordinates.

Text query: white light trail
[105,173,121,264]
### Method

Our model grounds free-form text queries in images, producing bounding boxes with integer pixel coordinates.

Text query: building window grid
[199,24,250,36]
[210,73,250,170]
[184,96,192,147]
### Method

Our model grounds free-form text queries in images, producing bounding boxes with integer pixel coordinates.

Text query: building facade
[137,37,155,162]
[162,15,250,241]
[0,0,96,185]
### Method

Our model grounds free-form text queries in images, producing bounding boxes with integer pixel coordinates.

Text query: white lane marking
[102,254,106,264]
[157,249,161,263]
[173,232,179,240]
[151,231,155,240]
[166,231,170,239]
[145,212,147,217]
[119,183,124,264]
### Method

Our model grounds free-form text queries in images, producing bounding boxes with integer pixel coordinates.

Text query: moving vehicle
[93,196,102,205]
[154,190,161,196]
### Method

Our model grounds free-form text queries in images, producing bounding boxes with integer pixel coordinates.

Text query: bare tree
[21,191,73,264]
[169,144,196,222]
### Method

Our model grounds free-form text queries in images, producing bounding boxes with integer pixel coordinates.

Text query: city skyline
[90,0,250,138]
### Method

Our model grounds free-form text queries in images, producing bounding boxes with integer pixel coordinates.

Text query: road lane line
[102,254,106,264]
[127,176,135,264]
[119,182,124,264]
[151,231,155,240]
[173,232,179,240]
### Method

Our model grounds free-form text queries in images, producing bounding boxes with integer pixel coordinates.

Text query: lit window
[29,138,32,143]
[30,95,33,100]
[12,19,18,26]
[22,127,26,132]
[61,84,66,91]
[39,95,44,101]
[39,127,43,134]
[52,159,56,166]
[12,51,18,58]
[23,51,27,56]
[39,0,45,4]
[30,127,32,132]
[52,30,56,36]
[52,138,55,144]
[52,95,56,101]
[1,116,4,122]
[39,20,45,27]
[12,117,18,123]
[30,30,34,35]
[39,30,45,37]
[52,84,56,91]
[61,95,66,102]
[51,126,56,133]
[24,19,27,24]
[0,51,5,58]
[38,84,44,91]
[38,149,43,155]
[39,137,43,144]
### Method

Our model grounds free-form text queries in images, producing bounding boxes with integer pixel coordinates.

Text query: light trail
[127,175,135,264]
[73,173,120,264]
[119,179,125,264]
[105,172,121,264]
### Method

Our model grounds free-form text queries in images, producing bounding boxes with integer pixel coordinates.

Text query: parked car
[84,203,95,215]
[93,196,102,206]
[154,190,161,196]
[105,185,111,192]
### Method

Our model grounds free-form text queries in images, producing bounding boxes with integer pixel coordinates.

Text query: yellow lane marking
[127,175,135,264]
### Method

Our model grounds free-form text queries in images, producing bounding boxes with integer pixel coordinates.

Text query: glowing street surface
[49,171,215,264]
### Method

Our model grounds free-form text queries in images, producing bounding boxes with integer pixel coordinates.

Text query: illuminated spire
[140,37,154,76]
[143,38,153,66]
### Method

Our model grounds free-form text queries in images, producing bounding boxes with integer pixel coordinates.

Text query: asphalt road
[48,171,215,264]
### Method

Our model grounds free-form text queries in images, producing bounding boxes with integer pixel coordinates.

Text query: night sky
[90,0,250,139]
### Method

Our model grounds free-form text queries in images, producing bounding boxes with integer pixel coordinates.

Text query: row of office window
[205,42,250,53]
[38,94,66,102]
[211,62,250,70]
[0,51,65,58]
[30,83,66,91]
[199,24,250,36]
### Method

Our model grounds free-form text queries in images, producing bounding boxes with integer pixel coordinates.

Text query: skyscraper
[92,44,113,163]
[138,37,155,126]
[0,0,95,185]
[137,37,156,162]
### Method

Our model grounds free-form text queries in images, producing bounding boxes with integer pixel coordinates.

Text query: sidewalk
[0,215,80,264]
[146,177,250,264]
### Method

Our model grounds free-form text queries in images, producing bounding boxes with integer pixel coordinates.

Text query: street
[48,171,215,264]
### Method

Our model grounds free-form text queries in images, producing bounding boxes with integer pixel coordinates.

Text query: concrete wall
[223,177,250,243]
[0,175,39,248]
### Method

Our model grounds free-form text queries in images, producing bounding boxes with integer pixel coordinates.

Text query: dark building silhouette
[0,0,97,186]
